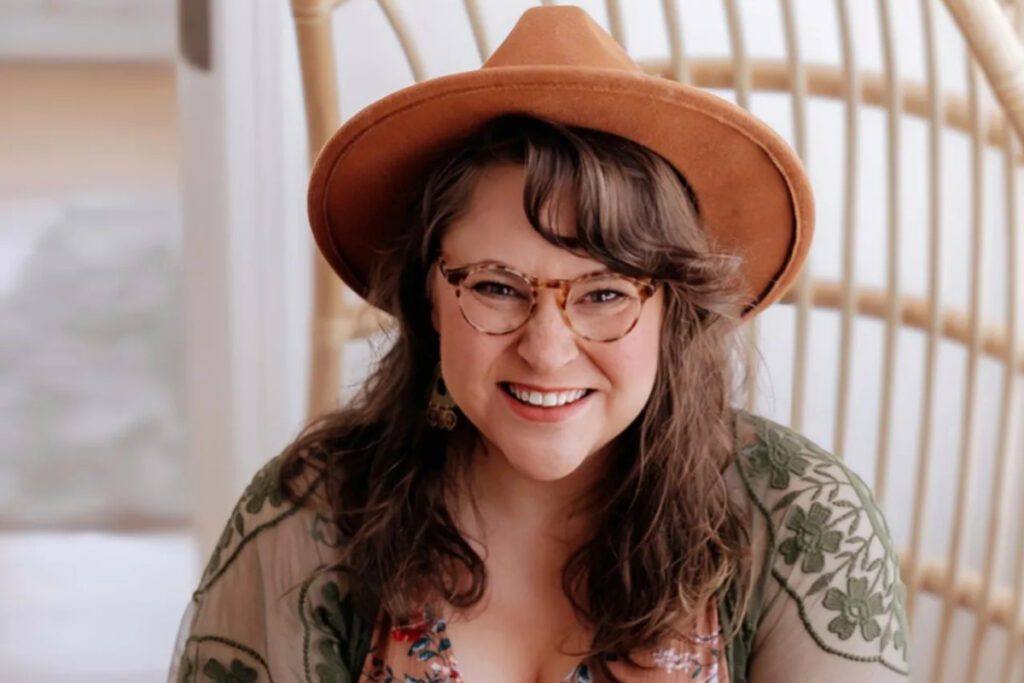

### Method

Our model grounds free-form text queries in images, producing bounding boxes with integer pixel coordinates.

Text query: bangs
[418,114,743,316]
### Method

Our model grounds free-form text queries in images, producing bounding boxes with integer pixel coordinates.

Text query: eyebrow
[446,257,614,279]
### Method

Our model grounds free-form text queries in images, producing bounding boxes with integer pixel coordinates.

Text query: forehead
[441,163,602,276]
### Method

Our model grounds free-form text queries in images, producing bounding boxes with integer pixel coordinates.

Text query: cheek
[599,306,662,409]
[435,296,501,404]
[606,331,660,395]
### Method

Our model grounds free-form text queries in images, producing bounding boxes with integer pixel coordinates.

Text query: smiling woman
[168,7,909,683]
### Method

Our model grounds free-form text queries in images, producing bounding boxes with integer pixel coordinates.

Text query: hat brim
[308,65,814,319]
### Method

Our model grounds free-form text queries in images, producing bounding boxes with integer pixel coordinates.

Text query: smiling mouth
[499,382,595,408]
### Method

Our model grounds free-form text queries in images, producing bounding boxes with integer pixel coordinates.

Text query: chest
[442,588,592,683]
[367,562,593,682]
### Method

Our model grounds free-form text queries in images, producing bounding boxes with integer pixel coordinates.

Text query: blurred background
[0,0,1022,681]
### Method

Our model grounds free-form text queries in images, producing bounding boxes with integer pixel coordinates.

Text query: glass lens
[566,275,643,341]
[459,267,532,333]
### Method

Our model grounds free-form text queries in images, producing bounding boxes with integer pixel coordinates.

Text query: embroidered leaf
[772,490,802,513]
[202,657,259,683]
[848,515,861,536]
[233,511,245,536]
[807,572,834,596]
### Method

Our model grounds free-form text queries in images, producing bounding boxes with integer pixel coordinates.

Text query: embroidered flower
[823,576,885,641]
[778,502,843,573]
[748,428,811,489]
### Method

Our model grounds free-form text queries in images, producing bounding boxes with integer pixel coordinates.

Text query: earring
[426,363,458,430]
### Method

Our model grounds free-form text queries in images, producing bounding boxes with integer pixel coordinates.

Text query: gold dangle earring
[426,363,458,430]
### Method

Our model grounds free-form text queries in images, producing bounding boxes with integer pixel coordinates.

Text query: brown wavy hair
[278,115,753,679]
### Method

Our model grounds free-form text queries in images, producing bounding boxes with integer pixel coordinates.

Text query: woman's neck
[450,435,611,555]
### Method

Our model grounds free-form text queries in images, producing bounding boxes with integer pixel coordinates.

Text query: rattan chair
[289,1,1024,680]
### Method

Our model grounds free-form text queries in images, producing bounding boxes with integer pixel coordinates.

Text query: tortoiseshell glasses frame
[436,257,658,342]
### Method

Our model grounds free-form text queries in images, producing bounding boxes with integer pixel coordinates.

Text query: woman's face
[431,163,663,482]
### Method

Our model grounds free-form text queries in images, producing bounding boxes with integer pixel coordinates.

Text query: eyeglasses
[436,258,657,342]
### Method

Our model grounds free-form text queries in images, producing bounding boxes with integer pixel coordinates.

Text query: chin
[500,441,595,482]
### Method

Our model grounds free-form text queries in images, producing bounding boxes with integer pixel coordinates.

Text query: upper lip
[502,382,592,393]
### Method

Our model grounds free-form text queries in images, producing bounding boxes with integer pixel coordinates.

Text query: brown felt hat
[307,5,814,319]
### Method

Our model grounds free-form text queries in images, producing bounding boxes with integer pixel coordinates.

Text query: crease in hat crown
[482,6,641,72]
[307,3,815,321]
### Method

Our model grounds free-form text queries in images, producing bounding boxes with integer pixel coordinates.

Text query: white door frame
[176,0,311,563]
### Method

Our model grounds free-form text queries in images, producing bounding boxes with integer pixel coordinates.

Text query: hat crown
[483,6,641,73]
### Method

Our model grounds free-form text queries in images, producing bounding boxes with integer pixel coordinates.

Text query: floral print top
[167,412,910,683]
[361,599,727,682]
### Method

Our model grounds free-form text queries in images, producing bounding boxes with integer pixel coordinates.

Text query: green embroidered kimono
[168,412,910,682]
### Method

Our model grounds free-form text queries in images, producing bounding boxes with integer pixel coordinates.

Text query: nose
[516,290,579,373]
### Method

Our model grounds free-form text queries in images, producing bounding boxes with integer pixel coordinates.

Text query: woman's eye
[472,281,524,298]
[581,289,626,304]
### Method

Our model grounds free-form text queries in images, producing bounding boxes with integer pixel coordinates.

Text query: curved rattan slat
[873,0,900,508]
[969,20,1023,679]
[944,0,1024,142]
[290,0,350,418]
[903,0,944,623]
[779,282,1024,373]
[778,0,813,434]
[376,0,427,83]
[999,12,1024,683]
[832,0,859,460]
[661,0,691,85]
[463,0,490,64]
[637,57,1022,153]
[929,56,989,683]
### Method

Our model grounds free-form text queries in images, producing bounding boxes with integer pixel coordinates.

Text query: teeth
[507,384,588,407]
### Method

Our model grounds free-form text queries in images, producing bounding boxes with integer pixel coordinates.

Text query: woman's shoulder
[728,410,911,676]
[171,453,374,682]
[191,452,343,602]
[730,410,881,518]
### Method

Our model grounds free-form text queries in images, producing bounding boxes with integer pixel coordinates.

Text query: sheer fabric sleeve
[732,414,911,682]
[167,454,362,682]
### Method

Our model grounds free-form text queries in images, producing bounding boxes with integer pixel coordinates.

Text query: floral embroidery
[779,502,844,573]
[746,425,810,488]
[195,455,323,596]
[175,653,195,683]
[202,657,260,683]
[736,413,910,675]
[243,456,286,515]
[299,575,375,683]
[365,617,461,682]
[823,576,886,642]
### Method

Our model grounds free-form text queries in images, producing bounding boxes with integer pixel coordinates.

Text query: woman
[169,7,909,682]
